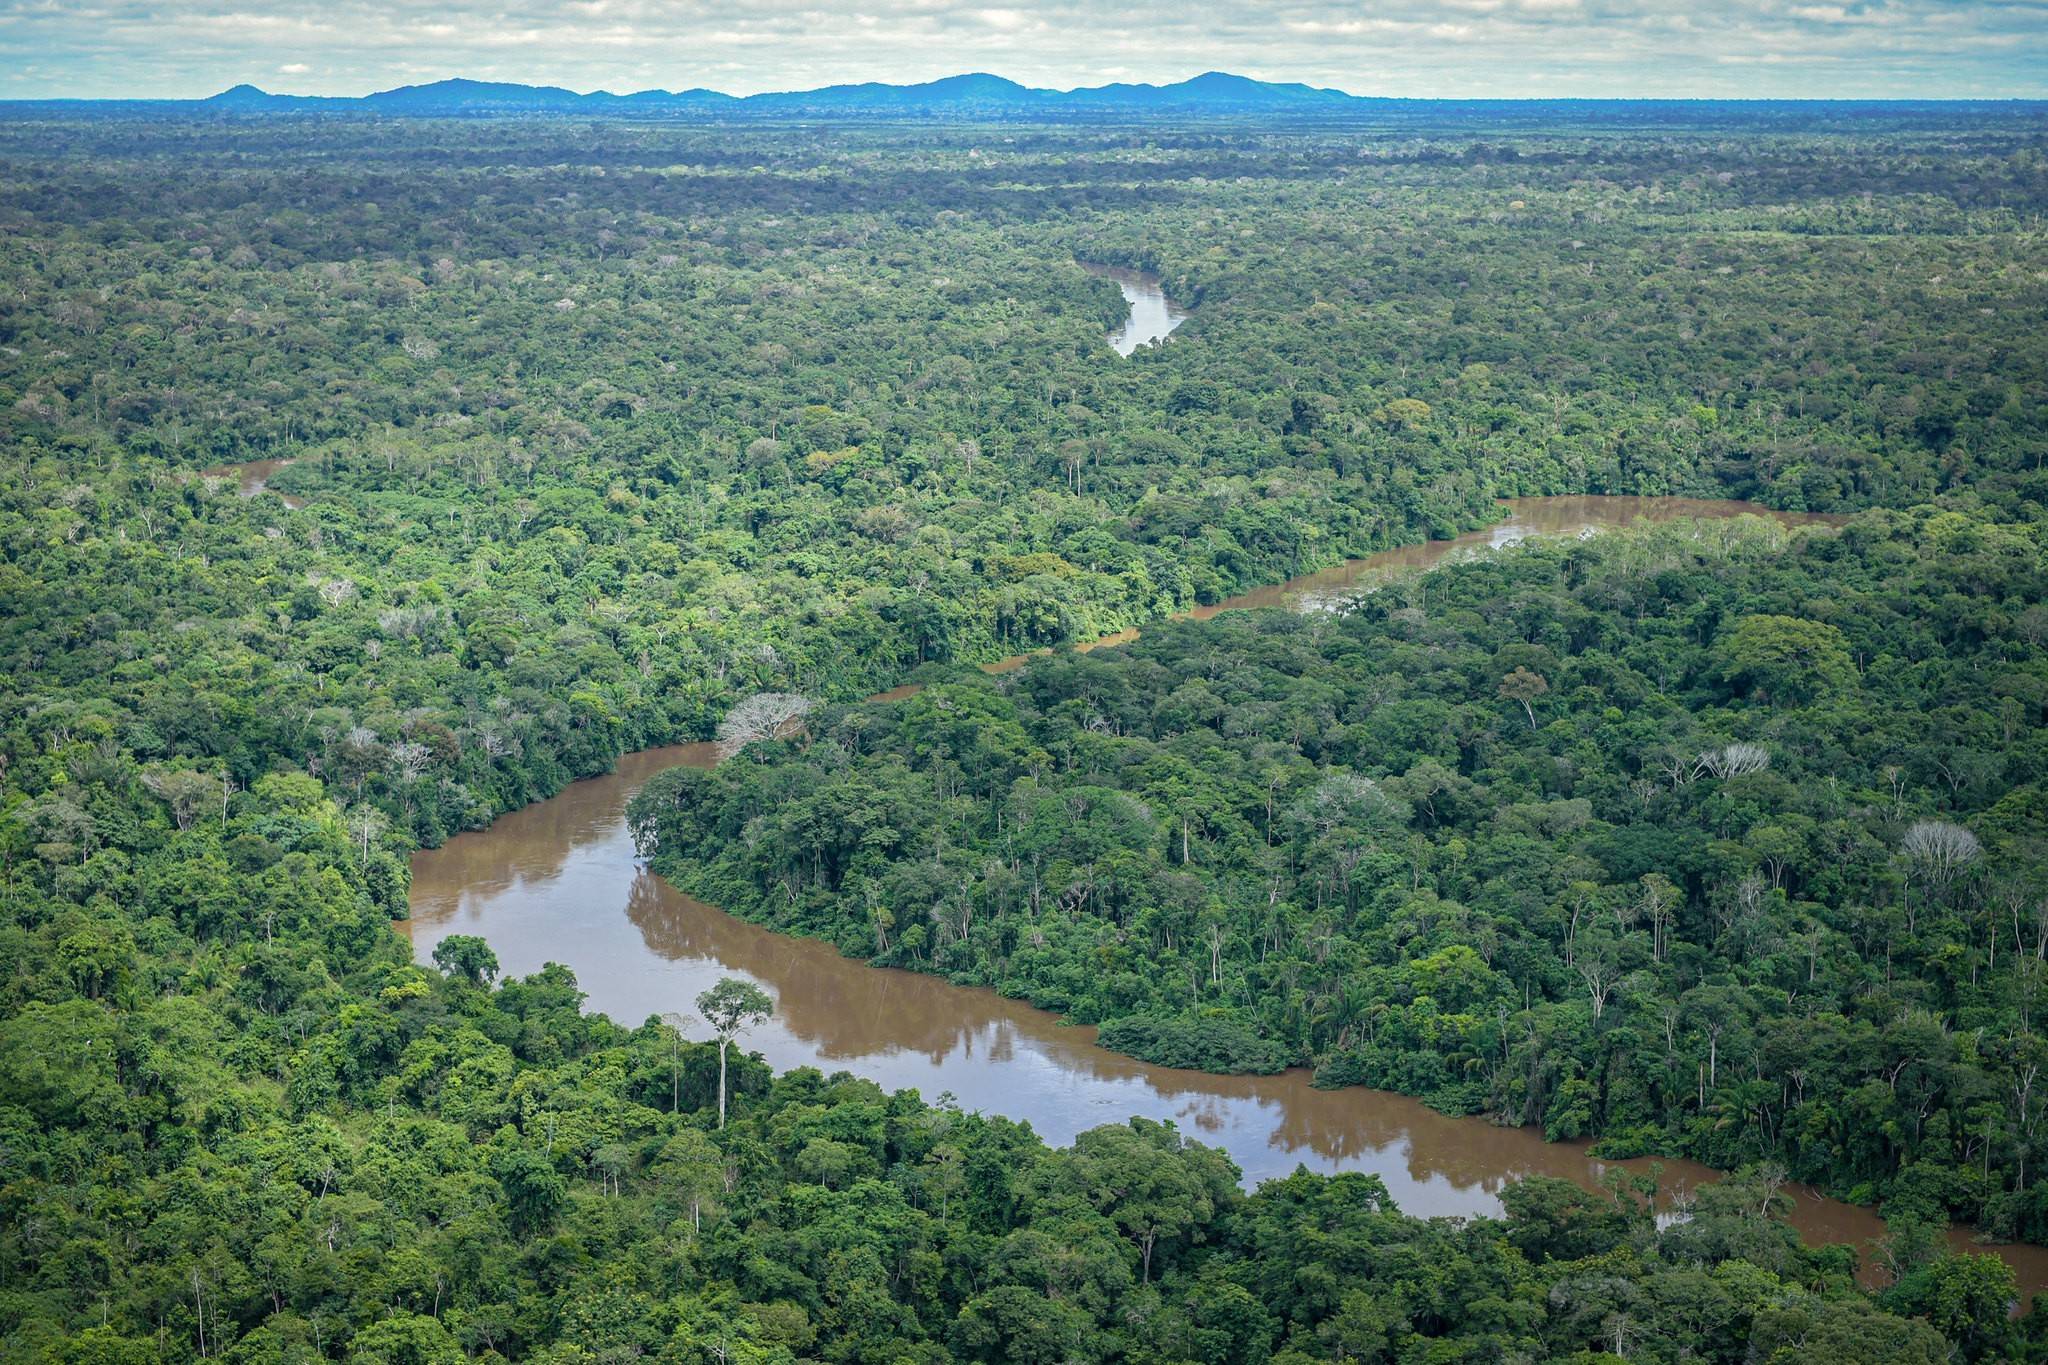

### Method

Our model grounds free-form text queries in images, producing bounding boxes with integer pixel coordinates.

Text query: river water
[200,456,304,509]
[405,496,2048,1291]
[1086,264,1188,355]
[991,495,1846,666]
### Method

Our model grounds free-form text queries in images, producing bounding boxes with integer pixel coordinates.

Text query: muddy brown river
[406,496,2048,1291]
[200,456,305,509]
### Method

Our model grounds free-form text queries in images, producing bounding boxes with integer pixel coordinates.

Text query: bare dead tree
[1902,819,1981,887]
[473,723,515,759]
[388,742,433,784]
[1697,742,1770,780]
[1639,874,1679,964]
[1900,819,1981,929]
[714,692,815,760]
[345,805,387,863]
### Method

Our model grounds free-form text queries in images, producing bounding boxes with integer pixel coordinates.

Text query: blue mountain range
[190,71,1360,117]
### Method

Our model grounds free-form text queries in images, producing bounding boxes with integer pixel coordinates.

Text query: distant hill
[1071,71,1356,111]
[153,71,1365,119]
[9,75,2029,125]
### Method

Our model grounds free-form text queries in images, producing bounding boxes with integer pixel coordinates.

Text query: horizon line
[5,70,2046,107]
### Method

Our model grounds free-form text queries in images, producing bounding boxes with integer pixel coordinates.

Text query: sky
[2,0,2043,101]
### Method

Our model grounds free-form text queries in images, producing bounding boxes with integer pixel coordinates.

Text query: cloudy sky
[2,0,2043,100]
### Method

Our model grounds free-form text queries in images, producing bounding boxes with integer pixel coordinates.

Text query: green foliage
[1096,1010,1289,1074]
[637,509,2048,1236]
[430,935,498,986]
[4,108,2048,1362]
[1719,614,1855,703]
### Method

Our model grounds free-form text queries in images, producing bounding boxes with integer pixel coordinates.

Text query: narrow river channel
[1085,263,1188,355]
[405,496,2048,1292]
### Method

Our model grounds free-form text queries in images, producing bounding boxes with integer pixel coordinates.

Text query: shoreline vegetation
[5,110,2047,1361]
[627,508,2046,1238]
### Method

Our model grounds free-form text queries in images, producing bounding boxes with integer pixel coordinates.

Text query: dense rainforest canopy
[634,510,2048,1236]
[2,107,2046,1361]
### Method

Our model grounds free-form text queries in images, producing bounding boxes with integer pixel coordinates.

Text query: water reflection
[1085,263,1188,356]
[406,736,1881,1229]
[405,496,2048,1291]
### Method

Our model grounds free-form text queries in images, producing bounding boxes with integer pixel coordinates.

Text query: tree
[653,1129,726,1235]
[1699,742,1771,779]
[141,767,222,831]
[1054,1120,1236,1282]
[1884,1252,2018,1363]
[715,692,815,759]
[1901,820,1981,900]
[1638,873,1680,964]
[1750,1298,1949,1364]
[1576,938,1623,1020]
[696,976,773,1128]
[493,1148,565,1237]
[1375,397,1433,428]
[952,1285,1093,1365]
[659,1009,690,1112]
[345,804,388,863]
[430,934,498,986]
[1498,667,1549,728]
[1499,1174,1646,1262]
[345,1312,465,1365]
[1719,614,1854,703]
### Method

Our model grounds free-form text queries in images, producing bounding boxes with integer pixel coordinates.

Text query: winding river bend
[1086,264,1188,355]
[406,496,2048,1291]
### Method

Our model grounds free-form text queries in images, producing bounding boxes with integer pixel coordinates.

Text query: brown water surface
[406,496,2046,1291]
[201,457,305,509]
[1187,495,1843,613]
[983,495,1845,672]
[1084,263,1189,356]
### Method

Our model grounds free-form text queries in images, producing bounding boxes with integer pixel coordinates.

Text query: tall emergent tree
[696,976,773,1128]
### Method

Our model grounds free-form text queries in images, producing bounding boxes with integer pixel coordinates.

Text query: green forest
[2,107,2047,1361]
[633,509,2048,1231]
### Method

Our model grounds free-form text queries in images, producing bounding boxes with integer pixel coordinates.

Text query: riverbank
[407,496,2048,1293]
